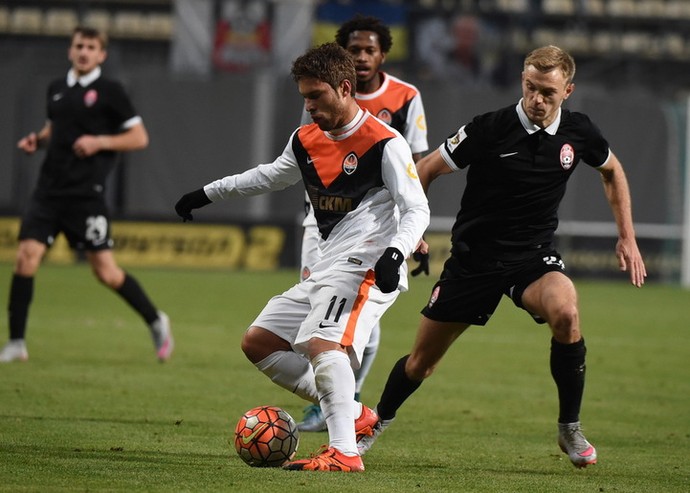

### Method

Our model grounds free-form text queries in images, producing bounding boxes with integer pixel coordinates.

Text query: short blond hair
[524,45,576,84]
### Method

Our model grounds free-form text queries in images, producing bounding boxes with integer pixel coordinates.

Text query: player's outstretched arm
[598,152,647,287]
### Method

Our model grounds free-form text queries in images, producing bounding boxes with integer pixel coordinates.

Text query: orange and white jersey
[204,109,429,291]
[300,73,428,231]
[355,72,428,155]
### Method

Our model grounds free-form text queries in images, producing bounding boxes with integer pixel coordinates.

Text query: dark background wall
[1,56,679,227]
[0,0,686,282]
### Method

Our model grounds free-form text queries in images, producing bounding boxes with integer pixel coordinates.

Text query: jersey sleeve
[381,135,430,257]
[580,115,610,167]
[204,130,303,201]
[404,92,429,155]
[438,110,491,171]
[108,81,140,130]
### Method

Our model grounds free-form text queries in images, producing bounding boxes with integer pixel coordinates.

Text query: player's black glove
[374,247,404,293]
[410,250,429,277]
[175,188,212,222]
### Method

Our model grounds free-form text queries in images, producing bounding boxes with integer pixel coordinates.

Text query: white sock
[254,351,318,403]
[312,350,358,456]
[354,322,380,395]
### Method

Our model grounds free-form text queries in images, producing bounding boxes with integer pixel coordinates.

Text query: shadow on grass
[0,442,228,465]
[0,413,183,427]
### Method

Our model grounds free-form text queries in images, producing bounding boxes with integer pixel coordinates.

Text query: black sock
[8,274,34,340]
[550,337,586,423]
[115,273,158,325]
[376,355,423,421]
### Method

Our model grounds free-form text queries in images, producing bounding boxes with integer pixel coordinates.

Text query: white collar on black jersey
[516,98,561,135]
[67,66,102,87]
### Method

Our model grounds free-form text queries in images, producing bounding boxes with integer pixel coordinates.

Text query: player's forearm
[99,124,149,152]
[391,203,430,258]
[204,161,300,201]
[601,158,636,240]
[36,122,52,147]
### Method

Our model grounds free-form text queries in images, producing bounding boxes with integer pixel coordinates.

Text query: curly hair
[524,45,576,85]
[291,42,357,93]
[335,15,393,54]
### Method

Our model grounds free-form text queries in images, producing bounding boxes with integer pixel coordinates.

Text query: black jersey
[440,102,609,260]
[35,70,139,199]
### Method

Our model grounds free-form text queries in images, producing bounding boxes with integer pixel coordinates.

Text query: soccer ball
[233,406,300,467]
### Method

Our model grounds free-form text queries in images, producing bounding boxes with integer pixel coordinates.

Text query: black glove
[410,250,429,277]
[374,247,404,293]
[175,188,212,222]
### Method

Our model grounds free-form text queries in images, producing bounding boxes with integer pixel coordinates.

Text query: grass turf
[0,263,688,492]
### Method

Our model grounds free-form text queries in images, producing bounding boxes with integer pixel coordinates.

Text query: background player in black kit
[358,45,647,468]
[0,27,173,363]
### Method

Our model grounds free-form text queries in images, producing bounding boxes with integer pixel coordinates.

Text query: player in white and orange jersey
[176,42,429,472]
[298,15,430,433]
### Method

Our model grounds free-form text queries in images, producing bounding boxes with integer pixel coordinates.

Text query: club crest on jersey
[560,143,574,170]
[377,109,392,125]
[342,152,358,175]
[84,89,98,107]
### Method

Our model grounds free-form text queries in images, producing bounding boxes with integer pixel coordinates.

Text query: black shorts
[18,196,113,251]
[421,249,568,326]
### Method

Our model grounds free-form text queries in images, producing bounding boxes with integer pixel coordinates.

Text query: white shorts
[251,268,398,368]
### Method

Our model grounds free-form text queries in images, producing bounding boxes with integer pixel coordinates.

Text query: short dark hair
[73,26,108,49]
[335,15,393,54]
[291,42,357,94]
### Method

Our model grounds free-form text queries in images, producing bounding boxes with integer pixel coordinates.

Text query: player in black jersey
[359,45,647,468]
[0,27,173,363]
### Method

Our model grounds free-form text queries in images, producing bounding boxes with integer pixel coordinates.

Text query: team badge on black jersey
[377,109,392,125]
[84,89,98,107]
[342,152,358,175]
[560,143,574,170]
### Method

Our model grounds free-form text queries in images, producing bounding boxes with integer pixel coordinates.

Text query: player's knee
[14,244,43,276]
[92,267,121,289]
[240,334,256,362]
[553,303,578,328]
[549,303,580,341]
[405,354,435,381]
[242,326,288,363]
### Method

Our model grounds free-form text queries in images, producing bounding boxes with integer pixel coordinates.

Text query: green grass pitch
[0,262,688,492]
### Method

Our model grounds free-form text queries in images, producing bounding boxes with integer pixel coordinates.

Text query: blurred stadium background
[0,0,688,285]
